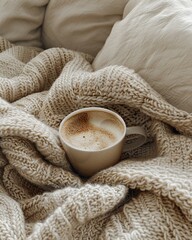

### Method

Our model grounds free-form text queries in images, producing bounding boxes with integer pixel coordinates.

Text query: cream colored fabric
[42,0,128,56]
[0,0,48,48]
[93,0,192,113]
[0,37,192,239]
[0,0,127,57]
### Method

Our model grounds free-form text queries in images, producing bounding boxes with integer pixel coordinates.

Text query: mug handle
[123,126,147,152]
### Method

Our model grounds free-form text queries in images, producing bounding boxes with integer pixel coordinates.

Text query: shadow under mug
[59,107,147,177]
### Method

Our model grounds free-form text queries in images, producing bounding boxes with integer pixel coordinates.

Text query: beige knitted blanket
[0,37,192,240]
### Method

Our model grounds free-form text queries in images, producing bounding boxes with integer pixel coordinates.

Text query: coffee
[61,110,124,151]
[59,107,146,177]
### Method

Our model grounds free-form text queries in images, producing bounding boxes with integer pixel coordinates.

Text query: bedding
[0,0,48,48]
[0,0,128,57]
[42,0,128,56]
[93,0,192,113]
[0,37,192,239]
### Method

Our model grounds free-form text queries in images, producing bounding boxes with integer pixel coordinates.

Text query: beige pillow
[93,0,192,113]
[42,0,128,56]
[0,0,48,48]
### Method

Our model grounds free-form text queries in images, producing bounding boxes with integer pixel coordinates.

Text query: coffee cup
[59,107,146,177]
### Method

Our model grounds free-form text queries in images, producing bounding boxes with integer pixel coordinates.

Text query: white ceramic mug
[59,107,146,177]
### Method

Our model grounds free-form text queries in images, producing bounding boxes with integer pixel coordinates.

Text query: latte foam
[61,110,124,151]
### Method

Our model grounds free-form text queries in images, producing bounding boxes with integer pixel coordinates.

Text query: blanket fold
[0,37,192,239]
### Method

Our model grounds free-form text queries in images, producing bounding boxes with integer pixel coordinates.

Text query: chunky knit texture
[0,37,192,239]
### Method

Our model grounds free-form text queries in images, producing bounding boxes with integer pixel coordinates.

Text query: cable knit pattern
[0,37,192,239]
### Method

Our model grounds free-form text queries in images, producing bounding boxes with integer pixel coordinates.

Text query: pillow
[93,0,192,113]
[42,0,128,56]
[0,0,48,48]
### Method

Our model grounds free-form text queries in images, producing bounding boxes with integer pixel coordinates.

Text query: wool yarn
[0,37,192,239]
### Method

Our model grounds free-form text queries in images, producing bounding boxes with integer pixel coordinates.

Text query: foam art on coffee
[61,111,124,151]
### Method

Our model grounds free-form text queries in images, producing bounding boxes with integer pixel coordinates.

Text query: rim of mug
[59,107,126,152]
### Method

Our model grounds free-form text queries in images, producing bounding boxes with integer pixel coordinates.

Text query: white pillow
[42,0,128,56]
[93,0,192,113]
[0,0,48,48]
